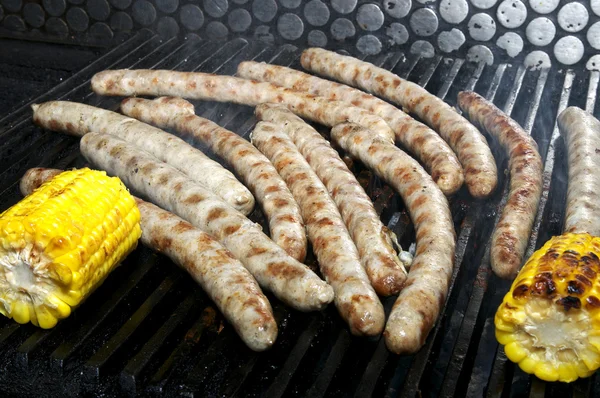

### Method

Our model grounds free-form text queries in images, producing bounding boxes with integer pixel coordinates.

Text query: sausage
[79,132,334,311]
[330,123,456,354]
[255,103,411,296]
[238,61,464,196]
[120,97,307,263]
[30,101,254,215]
[558,107,600,236]
[458,91,543,279]
[20,167,278,351]
[251,121,385,336]
[301,48,498,199]
[91,69,395,143]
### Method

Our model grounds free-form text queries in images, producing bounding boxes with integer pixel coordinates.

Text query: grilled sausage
[330,123,456,354]
[302,48,498,199]
[255,103,411,296]
[120,97,307,263]
[251,121,385,336]
[91,69,395,143]
[238,61,464,196]
[558,107,600,236]
[31,101,254,215]
[20,167,278,352]
[458,91,543,279]
[79,132,334,311]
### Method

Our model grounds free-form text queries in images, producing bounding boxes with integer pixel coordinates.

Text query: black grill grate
[0,31,597,397]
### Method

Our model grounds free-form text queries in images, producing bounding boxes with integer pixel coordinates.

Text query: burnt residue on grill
[0,33,597,397]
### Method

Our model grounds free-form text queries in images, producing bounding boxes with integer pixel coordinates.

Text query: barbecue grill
[1,0,599,396]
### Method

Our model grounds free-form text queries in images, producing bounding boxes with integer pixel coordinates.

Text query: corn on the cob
[0,168,141,328]
[495,233,600,382]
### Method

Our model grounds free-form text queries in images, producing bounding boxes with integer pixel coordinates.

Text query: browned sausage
[458,91,543,279]
[19,167,278,351]
[238,61,464,196]
[90,69,395,143]
[302,47,498,199]
[120,96,307,263]
[251,121,385,336]
[330,123,456,354]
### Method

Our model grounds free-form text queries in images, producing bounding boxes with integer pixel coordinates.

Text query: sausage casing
[458,91,543,279]
[31,101,254,215]
[238,61,464,196]
[19,167,278,351]
[558,107,600,236]
[330,123,456,354]
[256,103,410,296]
[120,96,307,263]
[79,132,334,311]
[301,47,498,199]
[251,121,385,336]
[91,69,395,143]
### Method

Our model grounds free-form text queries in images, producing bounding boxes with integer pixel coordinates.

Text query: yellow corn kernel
[495,233,600,383]
[0,168,141,328]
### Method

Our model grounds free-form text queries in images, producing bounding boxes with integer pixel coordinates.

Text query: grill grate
[0,32,598,397]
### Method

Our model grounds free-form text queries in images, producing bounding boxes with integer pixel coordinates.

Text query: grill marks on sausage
[118,97,307,263]
[237,61,463,196]
[458,91,543,280]
[33,100,254,215]
[91,69,394,144]
[256,104,409,296]
[558,107,600,237]
[251,120,384,336]
[301,47,496,198]
[330,122,455,354]
[20,168,277,352]
[80,131,332,312]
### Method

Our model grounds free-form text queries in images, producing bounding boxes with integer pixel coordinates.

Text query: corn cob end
[495,233,600,382]
[0,168,141,328]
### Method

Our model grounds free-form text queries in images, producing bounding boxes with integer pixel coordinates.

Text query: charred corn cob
[0,168,141,328]
[495,233,600,382]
